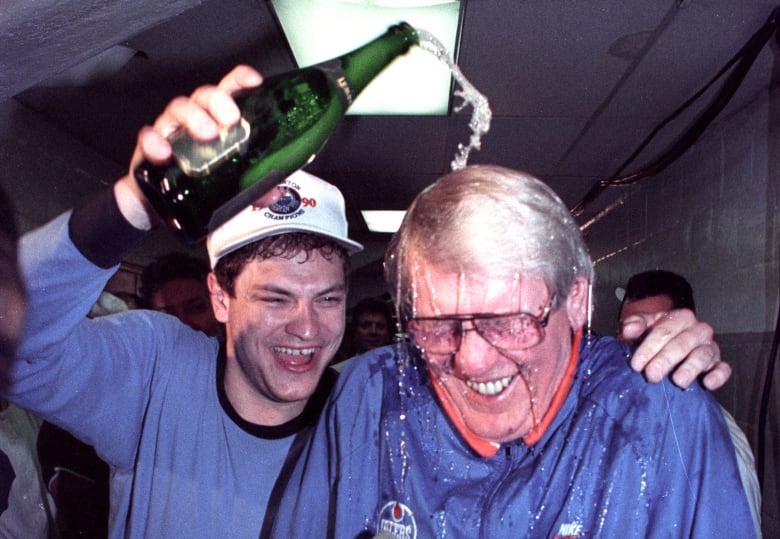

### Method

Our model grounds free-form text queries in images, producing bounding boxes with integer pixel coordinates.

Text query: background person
[350,296,394,355]
[618,268,762,534]
[333,296,395,368]
[139,251,221,337]
[268,165,755,537]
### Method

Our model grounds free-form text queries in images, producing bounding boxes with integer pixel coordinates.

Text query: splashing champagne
[416,28,492,171]
[135,23,419,244]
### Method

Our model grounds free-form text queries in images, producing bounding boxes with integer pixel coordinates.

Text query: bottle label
[170,117,251,177]
[316,60,354,108]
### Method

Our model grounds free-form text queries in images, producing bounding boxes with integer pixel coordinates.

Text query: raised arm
[8,65,269,463]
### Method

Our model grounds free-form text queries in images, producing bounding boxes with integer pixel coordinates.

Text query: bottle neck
[338,22,419,99]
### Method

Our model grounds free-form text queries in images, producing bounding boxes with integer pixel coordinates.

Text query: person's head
[385,165,593,447]
[0,185,25,372]
[618,270,695,345]
[139,252,220,336]
[206,170,362,424]
[350,297,394,354]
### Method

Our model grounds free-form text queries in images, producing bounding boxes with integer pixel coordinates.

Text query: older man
[268,165,755,537]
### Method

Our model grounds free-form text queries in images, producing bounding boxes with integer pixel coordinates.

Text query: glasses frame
[405,295,556,358]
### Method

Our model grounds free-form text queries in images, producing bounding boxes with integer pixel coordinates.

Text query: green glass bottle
[134,22,418,244]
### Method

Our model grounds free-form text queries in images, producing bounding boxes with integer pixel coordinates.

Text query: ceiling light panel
[271,0,461,115]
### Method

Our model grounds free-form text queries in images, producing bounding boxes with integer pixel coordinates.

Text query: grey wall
[585,78,780,537]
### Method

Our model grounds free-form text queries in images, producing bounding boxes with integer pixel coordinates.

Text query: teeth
[467,376,512,396]
[274,346,316,356]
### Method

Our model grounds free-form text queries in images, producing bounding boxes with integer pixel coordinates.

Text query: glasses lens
[408,306,549,357]
[476,313,542,350]
[407,319,460,355]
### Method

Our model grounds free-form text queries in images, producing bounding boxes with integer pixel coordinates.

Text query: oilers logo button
[376,501,417,539]
[268,185,301,215]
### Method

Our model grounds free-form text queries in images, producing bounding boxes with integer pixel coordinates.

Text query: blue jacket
[268,337,756,538]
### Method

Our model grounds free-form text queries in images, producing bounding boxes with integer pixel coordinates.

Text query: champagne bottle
[134,22,419,244]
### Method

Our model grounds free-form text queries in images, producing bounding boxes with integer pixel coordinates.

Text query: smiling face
[209,250,346,425]
[353,312,390,353]
[411,261,587,444]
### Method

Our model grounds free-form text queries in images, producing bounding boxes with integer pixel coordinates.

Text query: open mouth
[466,375,513,396]
[274,346,316,366]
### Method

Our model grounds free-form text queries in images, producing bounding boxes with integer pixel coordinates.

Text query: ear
[565,276,590,330]
[207,272,229,324]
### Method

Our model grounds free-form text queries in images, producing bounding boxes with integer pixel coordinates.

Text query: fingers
[131,65,263,169]
[216,64,263,94]
[667,341,720,388]
[700,359,732,391]
[630,309,720,387]
[618,311,664,346]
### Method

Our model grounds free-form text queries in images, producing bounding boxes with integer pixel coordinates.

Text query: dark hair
[0,183,18,241]
[213,232,350,297]
[139,252,210,307]
[623,270,695,313]
[351,297,394,328]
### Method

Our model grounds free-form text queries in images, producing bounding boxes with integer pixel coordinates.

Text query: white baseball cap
[207,169,364,268]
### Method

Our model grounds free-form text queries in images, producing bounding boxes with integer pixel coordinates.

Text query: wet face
[210,251,346,425]
[618,294,674,345]
[353,312,390,353]
[150,278,221,337]
[411,262,586,444]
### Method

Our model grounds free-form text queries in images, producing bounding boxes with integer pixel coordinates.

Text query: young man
[268,165,756,537]
[3,67,734,537]
[8,66,364,536]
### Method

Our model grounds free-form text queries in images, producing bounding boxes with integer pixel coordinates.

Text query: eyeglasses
[405,296,555,358]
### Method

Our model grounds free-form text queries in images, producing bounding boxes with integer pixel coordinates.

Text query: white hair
[385,165,593,315]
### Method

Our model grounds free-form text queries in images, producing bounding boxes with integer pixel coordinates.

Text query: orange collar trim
[428,329,582,458]
[522,328,581,445]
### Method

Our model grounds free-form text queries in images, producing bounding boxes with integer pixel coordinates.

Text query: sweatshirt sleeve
[69,187,148,269]
[8,188,163,467]
[16,188,147,360]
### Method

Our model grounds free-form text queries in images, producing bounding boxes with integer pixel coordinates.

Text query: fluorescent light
[271,0,461,115]
[361,210,407,233]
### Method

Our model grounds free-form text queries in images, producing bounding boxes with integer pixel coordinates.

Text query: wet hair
[384,165,593,316]
[622,270,695,313]
[139,252,210,308]
[213,232,350,297]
